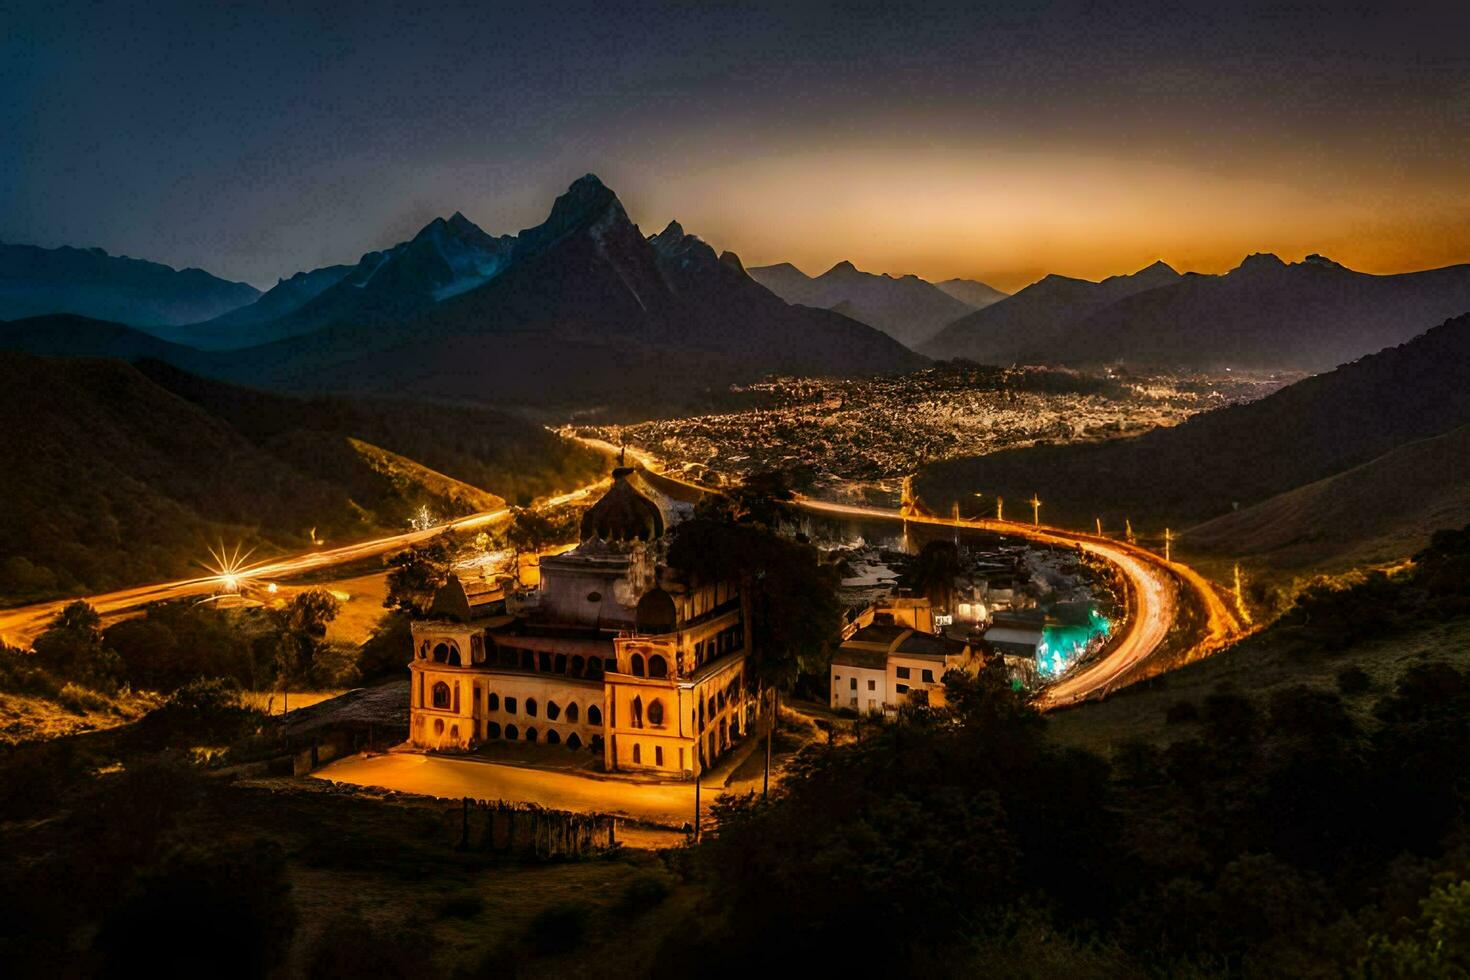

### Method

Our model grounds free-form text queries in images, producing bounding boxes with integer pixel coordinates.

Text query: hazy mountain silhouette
[921,261,1180,362]
[749,259,985,348]
[915,311,1470,531]
[1056,253,1470,371]
[0,242,258,326]
[210,212,518,348]
[151,263,356,349]
[933,277,1009,310]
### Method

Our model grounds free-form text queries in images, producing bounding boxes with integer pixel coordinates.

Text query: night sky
[4,1,1467,291]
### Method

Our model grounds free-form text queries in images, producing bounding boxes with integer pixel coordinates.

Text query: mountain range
[915,310,1470,553]
[1,176,926,413]
[0,242,259,327]
[748,260,1003,348]
[923,253,1470,372]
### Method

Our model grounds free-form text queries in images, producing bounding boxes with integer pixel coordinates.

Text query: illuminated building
[407,467,757,778]
[831,596,979,713]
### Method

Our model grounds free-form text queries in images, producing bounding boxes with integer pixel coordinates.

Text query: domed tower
[580,467,665,543]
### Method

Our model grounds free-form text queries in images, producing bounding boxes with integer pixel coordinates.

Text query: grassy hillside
[0,354,602,600]
[1181,423,1470,573]
[915,312,1470,533]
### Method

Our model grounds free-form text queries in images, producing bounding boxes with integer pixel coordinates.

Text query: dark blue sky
[4,1,1467,290]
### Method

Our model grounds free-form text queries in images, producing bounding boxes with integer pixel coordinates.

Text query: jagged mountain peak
[824,259,860,276]
[719,250,746,274]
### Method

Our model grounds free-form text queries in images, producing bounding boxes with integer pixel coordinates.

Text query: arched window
[572,655,585,676]
[632,743,642,764]
[433,719,444,735]
[505,724,519,740]
[432,682,451,708]
[565,702,579,723]
[648,655,668,678]
[447,644,461,667]
[586,658,602,678]
[525,727,537,743]
[432,643,449,663]
[631,695,644,728]
[554,654,567,675]
[486,722,501,739]
[587,704,602,727]
[546,701,560,720]
[647,698,664,727]
[566,732,582,749]
[450,724,459,741]
[525,698,538,718]
[546,729,561,745]
[631,653,645,677]
[505,697,517,715]
[538,651,551,673]
[487,692,499,711]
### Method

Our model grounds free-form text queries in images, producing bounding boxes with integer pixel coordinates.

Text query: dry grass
[1047,617,1470,755]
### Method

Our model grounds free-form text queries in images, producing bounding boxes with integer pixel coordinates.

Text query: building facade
[408,467,758,778]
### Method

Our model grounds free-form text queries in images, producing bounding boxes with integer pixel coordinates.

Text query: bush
[55,681,113,714]
[615,870,672,915]
[524,901,590,955]
[141,677,254,740]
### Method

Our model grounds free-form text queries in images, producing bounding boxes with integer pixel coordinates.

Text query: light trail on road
[0,483,606,650]
[568,435,1245,705]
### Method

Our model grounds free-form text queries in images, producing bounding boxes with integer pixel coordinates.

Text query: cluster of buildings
[407,467,761,779]
[828,540,1113,713]
[569,366,1236,505]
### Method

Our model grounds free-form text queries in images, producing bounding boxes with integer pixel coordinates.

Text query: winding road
[1,436,1241,706]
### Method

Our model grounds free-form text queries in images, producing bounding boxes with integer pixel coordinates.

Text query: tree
[666,508,842,686]
[270,588,340,693]
[383,532,457,616]
[494,507,579,586]
[31,600,122,689]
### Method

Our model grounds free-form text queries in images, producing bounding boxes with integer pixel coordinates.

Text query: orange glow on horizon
[627,146,1470,293]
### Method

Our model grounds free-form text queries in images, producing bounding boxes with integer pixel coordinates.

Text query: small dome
[580,468,664,542]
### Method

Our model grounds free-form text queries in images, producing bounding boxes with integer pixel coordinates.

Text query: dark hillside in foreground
[914,312,1470,533]
[0,354,601,599]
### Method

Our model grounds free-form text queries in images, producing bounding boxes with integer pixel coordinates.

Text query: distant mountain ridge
[920,260,1181,362]
[0,175,926,415]
[0,242,259,327]
[923,252,1470,371]
[915,310,1470,533]
[749,259,1001,348]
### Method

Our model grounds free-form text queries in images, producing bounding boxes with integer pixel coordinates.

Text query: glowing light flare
[201,542,256,596]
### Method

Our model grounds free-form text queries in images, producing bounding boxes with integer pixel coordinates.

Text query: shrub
[524,901,590,955]
[615,870,672,914]
[308,912,433,978]
[56,681,112,714]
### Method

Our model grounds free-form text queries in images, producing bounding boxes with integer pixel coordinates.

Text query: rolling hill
[1181,423,1470,571]
[0,353,603,600]
[0,242,258,326]
[748,259,986,348]
[914,311,1470,535]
